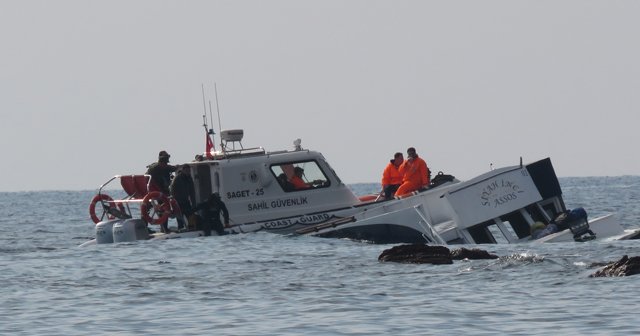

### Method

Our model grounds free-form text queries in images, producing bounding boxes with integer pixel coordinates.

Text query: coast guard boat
[83,129,640,246]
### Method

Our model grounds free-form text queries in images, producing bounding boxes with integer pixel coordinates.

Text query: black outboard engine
[555,207,596,242]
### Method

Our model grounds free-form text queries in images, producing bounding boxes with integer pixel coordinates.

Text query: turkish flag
[205,132,214,158]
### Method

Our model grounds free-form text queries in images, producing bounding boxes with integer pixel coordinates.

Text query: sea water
[1,177,640,335]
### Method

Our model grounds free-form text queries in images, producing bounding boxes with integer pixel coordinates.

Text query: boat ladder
[413,204,446,245]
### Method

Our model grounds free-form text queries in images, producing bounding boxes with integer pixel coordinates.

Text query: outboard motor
[567,208,596,242]
[554,207,596,242]
[132,219,150,240]
[113,219,149,243]
[113,219,138,243]
[95,219,122,244]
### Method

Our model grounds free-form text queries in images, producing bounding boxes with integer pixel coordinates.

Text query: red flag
[205,132,215,158]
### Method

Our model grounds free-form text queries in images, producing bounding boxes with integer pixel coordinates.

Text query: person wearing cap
[395,147,431,197]
[193,193,230,236]
[146,151,177,194]
[381,152,404,200]
[146,150,177,233]
[170,165,196,231]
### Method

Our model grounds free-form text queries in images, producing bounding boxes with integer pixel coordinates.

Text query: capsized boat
[83,129,640,246]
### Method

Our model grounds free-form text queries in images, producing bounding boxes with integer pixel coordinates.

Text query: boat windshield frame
[269,160,331,192]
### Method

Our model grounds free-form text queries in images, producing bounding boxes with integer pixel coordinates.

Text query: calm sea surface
[1,177,640,335]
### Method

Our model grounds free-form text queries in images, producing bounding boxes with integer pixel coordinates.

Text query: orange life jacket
[381,161,403,186]
[399,156,430,187]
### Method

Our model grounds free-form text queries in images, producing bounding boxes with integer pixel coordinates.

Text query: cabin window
[526,204,549,223]
[540,199,562,220]
[467,220,497,244]
[500,211,531,239]
[487,224,509,244]
[270,160,330,192]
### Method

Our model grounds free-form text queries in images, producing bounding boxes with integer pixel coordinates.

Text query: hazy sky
[2,1,640,192]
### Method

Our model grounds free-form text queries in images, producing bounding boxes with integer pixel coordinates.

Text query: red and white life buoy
[141,191,172,224]
[89,194,126,224]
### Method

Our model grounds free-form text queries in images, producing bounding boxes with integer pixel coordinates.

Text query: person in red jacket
[395,147,430,197]
[289,167,313,189]
[381,152,404,199]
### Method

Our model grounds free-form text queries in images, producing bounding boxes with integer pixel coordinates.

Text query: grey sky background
[2,1,639,192]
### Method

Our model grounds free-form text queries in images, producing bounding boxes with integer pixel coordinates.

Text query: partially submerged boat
[83,129,640,246]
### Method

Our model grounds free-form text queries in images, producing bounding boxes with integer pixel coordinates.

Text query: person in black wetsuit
[169,165,196,231]
[194,193,230,236]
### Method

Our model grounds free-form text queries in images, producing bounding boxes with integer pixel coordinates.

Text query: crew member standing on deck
[146,151,177,194]
[146,150,177,233]
[381,152,404,199]
[170,165,196,231]
[395,147,430,197]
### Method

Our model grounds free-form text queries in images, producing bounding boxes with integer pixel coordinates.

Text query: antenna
[201,83,214,135]
[201,84,208,126]
[214,83,223,144]
[201,84,216,156]
[208,100,215,137]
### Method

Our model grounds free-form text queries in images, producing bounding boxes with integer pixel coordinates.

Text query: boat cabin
[187,130,360,228]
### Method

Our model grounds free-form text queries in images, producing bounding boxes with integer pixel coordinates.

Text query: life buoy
[141,191,172,224]
[89,194,126,224]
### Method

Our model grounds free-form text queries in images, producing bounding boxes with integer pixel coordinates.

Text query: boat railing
[97,174,151,201]
[210,146,266,159]
[90,174,178,225]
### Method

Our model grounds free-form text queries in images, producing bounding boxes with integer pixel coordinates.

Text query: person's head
[393,152,404,165]
[194,154,204,162]
[208,192,221,204]
[294,167,304,176]
[159,150,170,163]
[407,147,418,159]
[181,165,191,175]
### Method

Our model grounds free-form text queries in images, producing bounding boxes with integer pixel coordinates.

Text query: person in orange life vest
[395,147,430,197]
[381,152,404,199]
[289,167,313,190]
